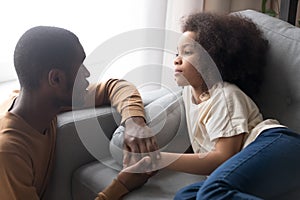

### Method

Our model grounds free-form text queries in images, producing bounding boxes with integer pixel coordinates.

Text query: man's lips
[81,80,89,94]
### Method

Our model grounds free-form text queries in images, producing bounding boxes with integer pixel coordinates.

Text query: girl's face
[174,31,205,89]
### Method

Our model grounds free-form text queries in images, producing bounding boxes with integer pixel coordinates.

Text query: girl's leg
[196,128,300,200]
[174,181,205,200]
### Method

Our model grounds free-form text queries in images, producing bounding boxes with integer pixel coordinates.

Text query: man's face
[70,63,90,107]
[61,46,90,107]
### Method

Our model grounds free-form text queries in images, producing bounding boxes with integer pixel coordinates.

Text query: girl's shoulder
[210,82,243,96]
[210,82,254,104]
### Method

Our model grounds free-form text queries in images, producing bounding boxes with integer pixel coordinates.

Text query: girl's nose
[174,55,182,65]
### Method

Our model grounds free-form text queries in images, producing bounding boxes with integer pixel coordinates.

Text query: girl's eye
[183,50,192,55]
[175,53,179,57]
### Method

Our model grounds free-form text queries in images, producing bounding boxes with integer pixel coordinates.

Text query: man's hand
[123,117,160,168]
[117,156,155,191]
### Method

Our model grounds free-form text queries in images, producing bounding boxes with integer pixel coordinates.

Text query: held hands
[117,156,155,191]
[123,117,160,169]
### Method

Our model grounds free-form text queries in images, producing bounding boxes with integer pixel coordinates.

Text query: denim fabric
[174,128,300,200]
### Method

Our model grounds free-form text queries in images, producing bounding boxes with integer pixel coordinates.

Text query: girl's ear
[48,69,66,88]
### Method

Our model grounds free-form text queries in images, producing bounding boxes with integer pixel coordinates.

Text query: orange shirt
[0,79,144,199]
[96,179,129,200]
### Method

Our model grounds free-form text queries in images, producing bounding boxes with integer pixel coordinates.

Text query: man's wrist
[124,116,146,127]
[100,178,129,199]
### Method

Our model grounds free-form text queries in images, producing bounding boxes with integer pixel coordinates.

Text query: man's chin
[71,89,88,107]
[72,97,85,108]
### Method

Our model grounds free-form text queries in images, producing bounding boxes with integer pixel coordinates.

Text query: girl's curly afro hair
[181,12,269,99]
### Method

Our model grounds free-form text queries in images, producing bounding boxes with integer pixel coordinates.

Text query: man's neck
[10,89,60,134]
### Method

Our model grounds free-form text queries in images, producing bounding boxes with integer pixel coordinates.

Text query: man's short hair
[14,26,83,89]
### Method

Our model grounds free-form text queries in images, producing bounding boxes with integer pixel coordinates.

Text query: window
[1,0,203,92]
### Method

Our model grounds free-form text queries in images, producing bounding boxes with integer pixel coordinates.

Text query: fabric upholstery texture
[235,10,300,132]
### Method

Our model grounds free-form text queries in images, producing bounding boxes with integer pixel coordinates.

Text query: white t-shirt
[183,82,284,153]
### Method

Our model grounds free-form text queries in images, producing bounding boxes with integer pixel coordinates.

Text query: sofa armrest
[43,106,120,200]
[43,88,177,200]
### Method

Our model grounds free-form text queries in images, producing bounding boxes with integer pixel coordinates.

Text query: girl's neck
[191,85,209,104]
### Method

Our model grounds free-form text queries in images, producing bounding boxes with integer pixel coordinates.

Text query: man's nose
[81,64,90,77]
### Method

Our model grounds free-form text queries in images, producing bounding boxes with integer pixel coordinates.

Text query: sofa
[43,9,300,199]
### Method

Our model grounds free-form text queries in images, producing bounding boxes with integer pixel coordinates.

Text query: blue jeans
[174,128,300,200]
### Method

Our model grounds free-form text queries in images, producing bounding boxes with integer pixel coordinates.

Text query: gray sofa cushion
[44,89,182,200]
[43,107,120,200]
[72,161,204,200]
[109,91,191,166]
[72,89,206,199]
[234,10,300,132]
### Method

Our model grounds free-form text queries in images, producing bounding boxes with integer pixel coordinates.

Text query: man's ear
[48,69,66,88]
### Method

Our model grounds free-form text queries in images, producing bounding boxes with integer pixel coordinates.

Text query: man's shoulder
[0,112,29,153]
[0,131,25,157]
[0,112,21,130]
[0,90,19,115]
[0,131,31,167]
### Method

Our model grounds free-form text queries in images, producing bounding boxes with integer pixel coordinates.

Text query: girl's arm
[157,133,244,175]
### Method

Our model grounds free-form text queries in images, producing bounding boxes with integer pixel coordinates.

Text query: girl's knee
[174,182,204,200]
[196,181,230,199]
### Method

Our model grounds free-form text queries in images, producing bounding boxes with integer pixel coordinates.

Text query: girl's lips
[174,69,183,74]
[174,70,182,76]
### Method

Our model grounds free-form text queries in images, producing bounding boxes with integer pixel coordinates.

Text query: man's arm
[84,79,144,123]
[95,179,128,200]
[95,156,153,200]
[0,152,39,200]
[85,79,160,166]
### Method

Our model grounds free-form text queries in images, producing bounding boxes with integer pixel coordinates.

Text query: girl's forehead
[183,31,196,38]
[178,31,197,48]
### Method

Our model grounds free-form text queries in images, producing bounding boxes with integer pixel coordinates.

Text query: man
[0,26,158,199]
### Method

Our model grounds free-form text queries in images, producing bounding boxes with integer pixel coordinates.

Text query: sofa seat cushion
[72,159,206,200]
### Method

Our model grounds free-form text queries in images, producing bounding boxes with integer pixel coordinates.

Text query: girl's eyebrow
[177,43,195,50]
[183,44,194,48]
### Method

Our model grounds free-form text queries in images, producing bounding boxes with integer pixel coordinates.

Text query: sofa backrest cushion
[235,10,300,132]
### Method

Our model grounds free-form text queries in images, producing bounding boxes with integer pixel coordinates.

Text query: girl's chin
[175,79,189,87]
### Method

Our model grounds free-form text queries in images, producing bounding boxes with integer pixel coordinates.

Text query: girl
[156,12,300,199]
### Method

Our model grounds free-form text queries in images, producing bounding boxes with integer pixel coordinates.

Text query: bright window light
[0,0,163,83]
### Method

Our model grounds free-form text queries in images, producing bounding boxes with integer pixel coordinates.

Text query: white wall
[0,0,172,101]
[0,0,169,90]
[96,0,169,91]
